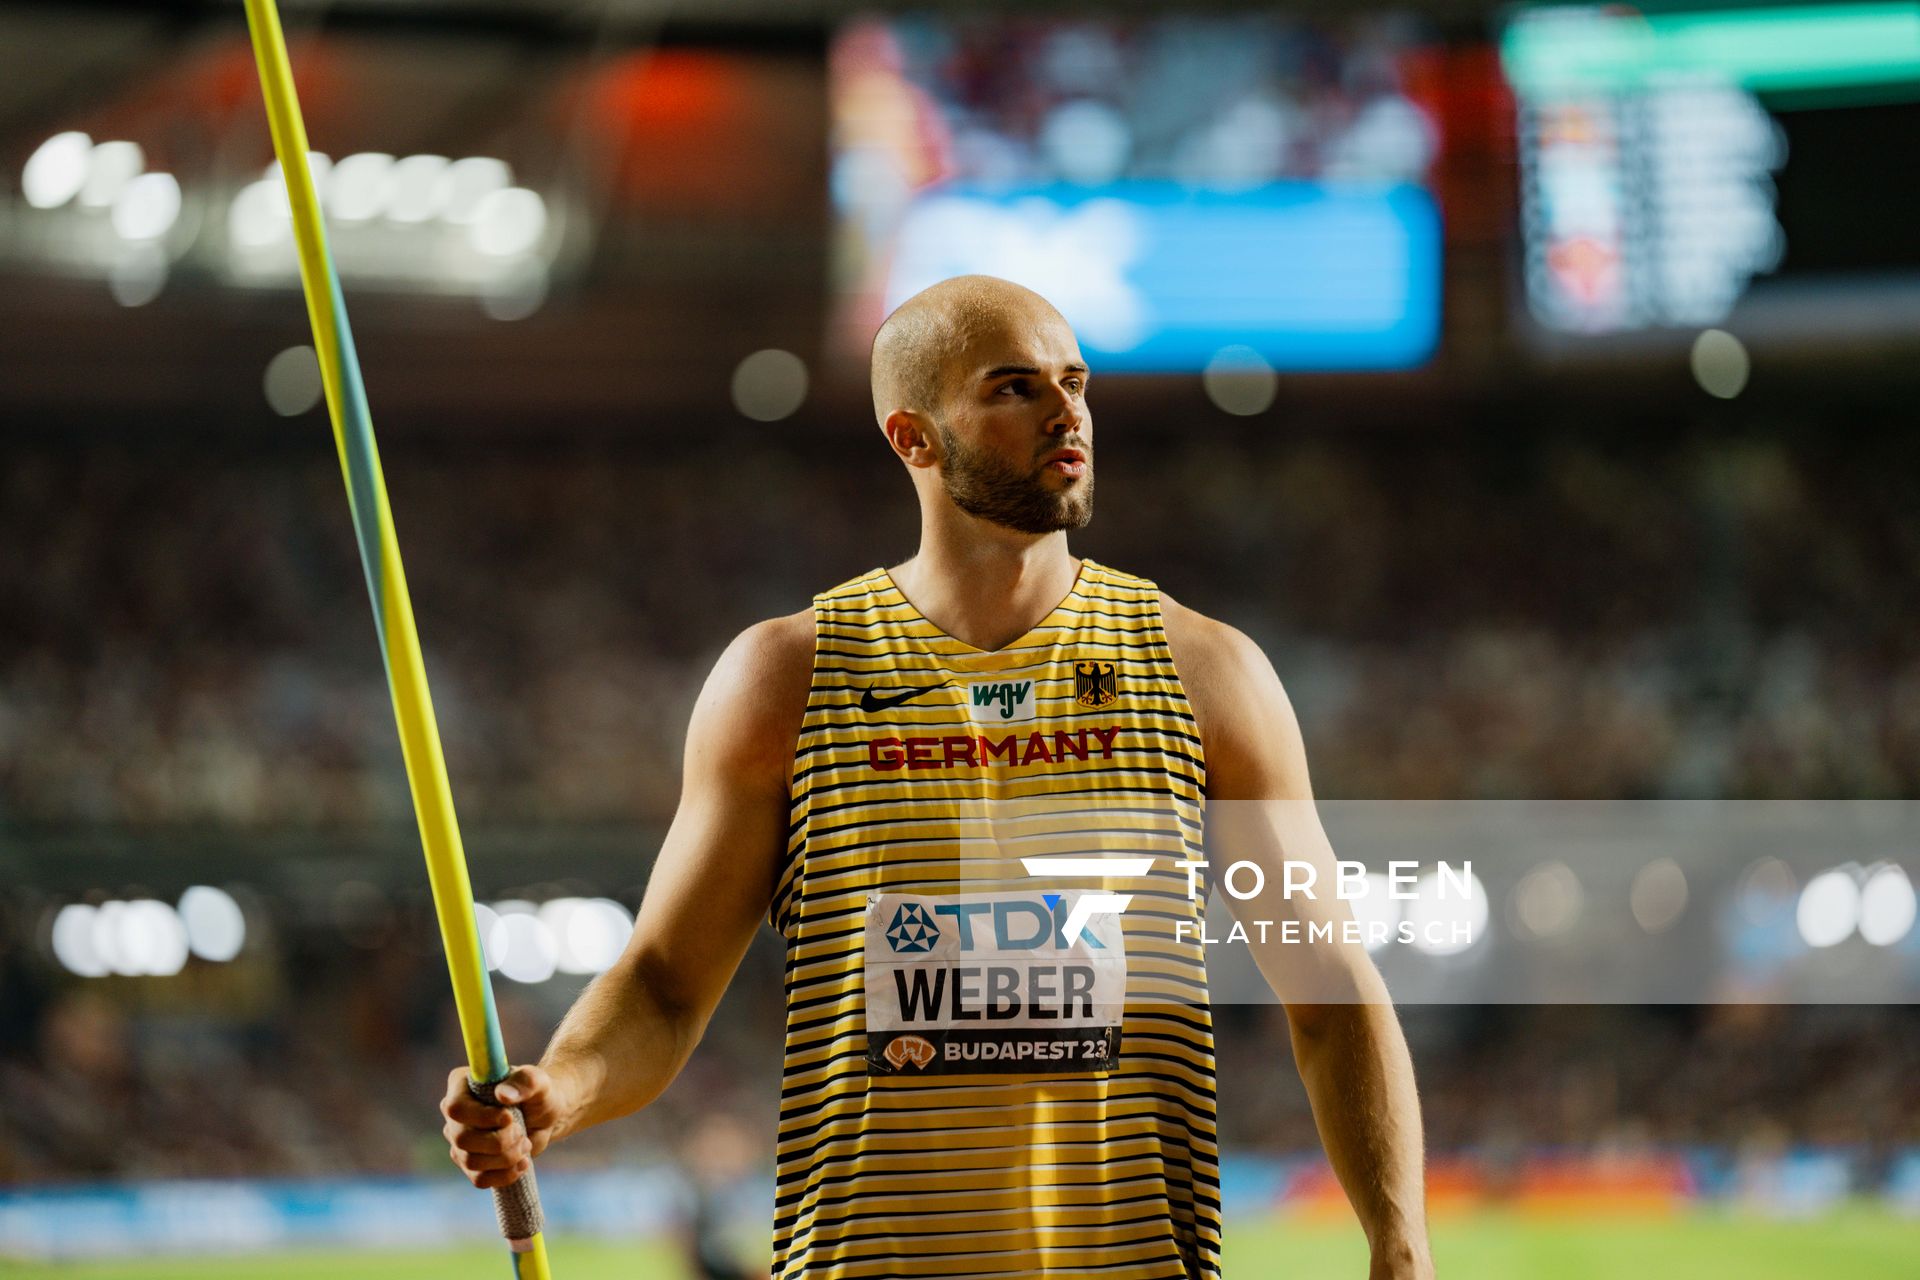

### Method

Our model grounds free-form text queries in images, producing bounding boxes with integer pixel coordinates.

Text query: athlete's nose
[1046,389,1086,435]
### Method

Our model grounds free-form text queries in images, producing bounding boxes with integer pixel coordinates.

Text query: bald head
[870,275,1071,428]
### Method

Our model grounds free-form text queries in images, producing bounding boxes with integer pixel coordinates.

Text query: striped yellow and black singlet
[771,558,1222,1279]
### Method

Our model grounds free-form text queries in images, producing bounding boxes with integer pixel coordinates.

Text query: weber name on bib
[865,890,1127,1076]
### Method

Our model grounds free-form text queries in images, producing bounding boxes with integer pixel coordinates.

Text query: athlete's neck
[889,536,1080,654]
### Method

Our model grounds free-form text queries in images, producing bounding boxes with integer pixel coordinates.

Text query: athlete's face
[933,312,1093,536]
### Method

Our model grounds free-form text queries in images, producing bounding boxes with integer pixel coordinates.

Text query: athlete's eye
[999,380,1029,397]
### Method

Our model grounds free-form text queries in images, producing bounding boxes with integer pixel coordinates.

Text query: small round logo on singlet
[883,1035,937,1070]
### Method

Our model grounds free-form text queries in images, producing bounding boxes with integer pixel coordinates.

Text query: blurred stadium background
[2,0,1918,1275]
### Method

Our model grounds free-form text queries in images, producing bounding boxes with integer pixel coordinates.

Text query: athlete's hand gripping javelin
[441,1064,567,1190]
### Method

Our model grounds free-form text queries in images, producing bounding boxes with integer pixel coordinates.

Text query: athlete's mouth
[1040,447,1088,478]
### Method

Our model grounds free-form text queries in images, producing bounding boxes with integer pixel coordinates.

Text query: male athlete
[441,275,1435,1279]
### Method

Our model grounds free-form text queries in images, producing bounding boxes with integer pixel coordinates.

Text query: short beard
[936,423,1094,535]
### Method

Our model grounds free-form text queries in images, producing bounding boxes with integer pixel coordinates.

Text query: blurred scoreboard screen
[830,16,1443,372]
[1505,2,1920,335]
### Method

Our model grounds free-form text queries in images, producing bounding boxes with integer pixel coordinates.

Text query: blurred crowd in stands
[2,432,1916,829]
[1,427,1917,1186]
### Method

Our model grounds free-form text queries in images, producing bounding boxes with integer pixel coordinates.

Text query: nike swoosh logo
[859,681,952,713]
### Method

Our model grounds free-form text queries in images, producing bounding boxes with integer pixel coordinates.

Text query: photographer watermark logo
[1019,856,1152,944]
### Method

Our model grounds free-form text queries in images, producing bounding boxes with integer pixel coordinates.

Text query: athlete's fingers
[468,1159,533,1191]
[440,1066,514,1128]
[492,1064,560,1130]
[444,1115,531,1160]
[451,1143,526,1174]
[451,1145,533,1188]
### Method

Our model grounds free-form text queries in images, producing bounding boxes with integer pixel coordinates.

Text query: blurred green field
[8,1207,1916,1278]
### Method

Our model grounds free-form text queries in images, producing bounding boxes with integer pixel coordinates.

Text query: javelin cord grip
[467,1078,548,1243]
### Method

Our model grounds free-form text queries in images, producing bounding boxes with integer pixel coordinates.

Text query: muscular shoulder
[687,608,814,787]
[717,608,815,695]
[1159,594,1265,715]
[1159,592,1311,800]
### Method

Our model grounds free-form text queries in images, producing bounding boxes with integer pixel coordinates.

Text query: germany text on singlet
[771,559,1222,1279]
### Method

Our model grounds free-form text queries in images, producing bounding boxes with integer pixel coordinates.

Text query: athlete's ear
[882,409,941,470]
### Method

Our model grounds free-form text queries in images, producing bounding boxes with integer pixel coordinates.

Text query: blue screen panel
[882,181,1441,372]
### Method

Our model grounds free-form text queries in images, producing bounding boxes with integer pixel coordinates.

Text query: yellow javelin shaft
[241,3,551,1274]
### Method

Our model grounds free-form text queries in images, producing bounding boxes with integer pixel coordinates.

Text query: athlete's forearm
[538,951,705,1143]
[1286,999,1434,1277]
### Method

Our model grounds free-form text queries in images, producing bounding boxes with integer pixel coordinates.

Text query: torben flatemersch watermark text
[1171,859,1477,948]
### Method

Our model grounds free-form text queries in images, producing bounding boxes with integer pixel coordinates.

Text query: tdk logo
[885,902,941,953]
[886,898,1107,952]
[966,678,1037,724]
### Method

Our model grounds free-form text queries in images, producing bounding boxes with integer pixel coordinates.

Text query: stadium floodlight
[328,152,397,222]
[50,904,108,976]
[1350,872,1404,954]
[499,913,561,984]
[1796,868,1861,949]
[110,172,181,242]
[1405,868,1490,957]
[469,187,548,257]
[229,178,291,249]
[179,885,248,961]
[22,131,92,209]
[440,156,512,224]
[1857,864,1916,947]
[79,140,144,209]
[388,154,451,223]
[240,2,553,1274]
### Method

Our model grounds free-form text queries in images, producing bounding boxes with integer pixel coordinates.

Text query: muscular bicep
[1198,627,1344,928]
[619,616,808,1027]
[1168,604,1372,1006]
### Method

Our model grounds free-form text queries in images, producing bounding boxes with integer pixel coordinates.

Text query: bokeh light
[1512,861,1583,939]
[110,171,180,242]
[1348,871,1403,953]
[469,187,548,257]
[179,885,246,962]
[1857,864,1915,947]
[21,131,91,209]
[1796,868,1860,949]
[1630,859,1689,934]
[1202,345,1277,417]
[50,904,107,977]
[1406,869,1490,957]
[497,912,559,984]
[1691,329,1750,399]
[263,345,324,417]
[327,152,397,222]
[731,349,810,422]
[79,140,143,209]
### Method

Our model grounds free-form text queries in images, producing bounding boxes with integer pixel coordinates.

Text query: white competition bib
[864,890,1126,1076]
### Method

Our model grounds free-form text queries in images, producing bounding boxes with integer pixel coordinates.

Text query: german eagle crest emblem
[1074,660,1117,708]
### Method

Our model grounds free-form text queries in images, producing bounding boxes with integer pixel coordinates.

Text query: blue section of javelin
[325,263,388,663]
[883,180,1443,371]
[475,905,511,1080]
[320,261,512,1083]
